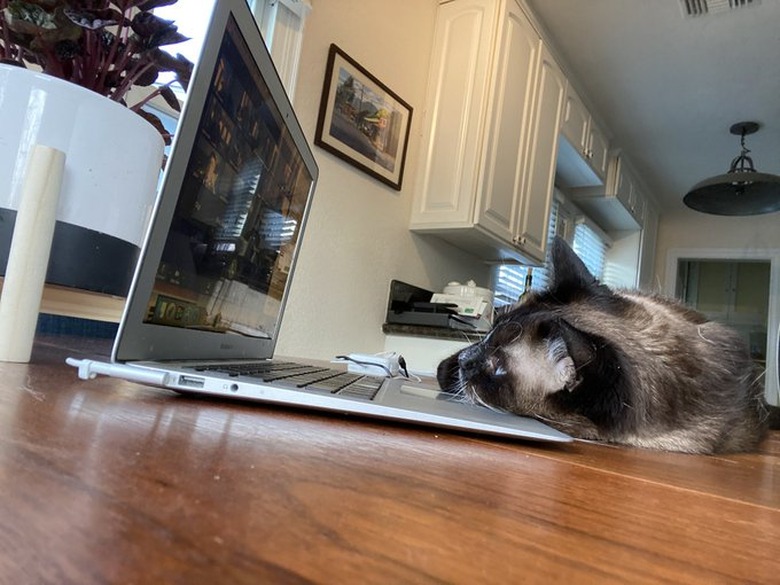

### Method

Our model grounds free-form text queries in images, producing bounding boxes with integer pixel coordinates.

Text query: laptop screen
[144,15,313,340]
[113,0,318,362]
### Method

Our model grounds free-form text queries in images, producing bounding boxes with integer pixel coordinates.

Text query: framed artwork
[315,44,413,190]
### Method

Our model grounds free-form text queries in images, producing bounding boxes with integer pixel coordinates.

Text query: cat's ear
[549,236,602,293]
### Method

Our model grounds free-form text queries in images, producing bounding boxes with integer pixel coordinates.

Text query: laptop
[67,0,571,445]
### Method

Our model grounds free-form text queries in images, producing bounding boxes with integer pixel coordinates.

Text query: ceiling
[525,0,780,215]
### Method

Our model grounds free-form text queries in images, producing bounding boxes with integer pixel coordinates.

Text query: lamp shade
[683,171,780,215]
[683,121,780,216]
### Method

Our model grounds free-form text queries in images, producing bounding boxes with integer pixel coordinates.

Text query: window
[155,1,217,89]
[492,197,610,308]
[254,0,312,99]
[493,199,566,307]
[572,219,609,281]
[140,0,311,174]
[147,0,310,111]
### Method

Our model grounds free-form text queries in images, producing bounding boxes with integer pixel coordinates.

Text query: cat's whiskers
[447,371,510,414]
[750,368,766,388]
[696,325,717,345]
[445,371,474,405]
[454,328,484,345]
[503,322,525,345]
[571,348,599,373]
[570,342,609,376]
[470,387,510,414]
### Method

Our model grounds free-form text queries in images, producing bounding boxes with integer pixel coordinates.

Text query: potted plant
[0,0,194,142]
[0,0,195,297]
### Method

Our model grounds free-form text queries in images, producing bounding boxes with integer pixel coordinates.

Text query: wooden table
[1,337,778,584]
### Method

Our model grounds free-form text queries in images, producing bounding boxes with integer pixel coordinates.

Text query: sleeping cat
[437,237,780,453]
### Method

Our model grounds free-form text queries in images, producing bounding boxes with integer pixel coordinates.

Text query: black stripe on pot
[0,207,140,297]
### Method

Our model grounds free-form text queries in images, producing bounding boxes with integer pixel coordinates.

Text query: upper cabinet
[637,202,659,289]
[409,0,565,265]
[570,153,648,231]
[557,86,609,187]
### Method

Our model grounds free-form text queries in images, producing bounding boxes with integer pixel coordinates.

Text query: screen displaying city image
[144,15,313,339]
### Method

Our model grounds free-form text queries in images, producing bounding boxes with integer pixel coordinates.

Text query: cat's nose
[458,345,484,379]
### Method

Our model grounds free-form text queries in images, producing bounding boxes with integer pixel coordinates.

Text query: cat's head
[437,237,629,419]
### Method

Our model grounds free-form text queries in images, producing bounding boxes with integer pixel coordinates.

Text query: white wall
[275,0,489,360]
[654,209,780,289]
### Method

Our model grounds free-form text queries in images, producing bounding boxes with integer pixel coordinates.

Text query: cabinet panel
[412,0,497,225]
[630,188,646,225]
[614,159,633,209]
[561,87,589,151]
[556,85,608,187]
[516,44,566,262]
[637,203,658,290]
[477,2,540,243]
[616,156,646,226]
[571,154,646,232]
[587,121,609,179]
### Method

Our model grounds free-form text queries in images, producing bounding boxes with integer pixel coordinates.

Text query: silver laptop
[67,0,571,445]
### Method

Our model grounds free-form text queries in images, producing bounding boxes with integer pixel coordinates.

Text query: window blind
[572,220,608,280]
[493,200,560,307]
[493,201,611,307]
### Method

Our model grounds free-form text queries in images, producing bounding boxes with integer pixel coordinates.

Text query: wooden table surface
[1,337,778,584]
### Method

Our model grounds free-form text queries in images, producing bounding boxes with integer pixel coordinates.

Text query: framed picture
[315,44,413,190]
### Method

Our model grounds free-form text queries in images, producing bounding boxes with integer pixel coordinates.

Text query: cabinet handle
[513,235,527,246]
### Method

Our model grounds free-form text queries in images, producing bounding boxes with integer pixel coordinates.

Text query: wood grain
[0,338,777,584]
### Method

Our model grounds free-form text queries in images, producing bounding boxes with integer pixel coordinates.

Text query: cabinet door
[587,120,609,181]
[412,0,497,226]
[613,159,633,209]
[629,188,646,226]
[476,1,540,243]
[515,44,566,263]
[637,204,658,289]
[561,86,589,153]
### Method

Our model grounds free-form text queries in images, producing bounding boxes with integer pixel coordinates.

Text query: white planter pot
[0,64,164,296]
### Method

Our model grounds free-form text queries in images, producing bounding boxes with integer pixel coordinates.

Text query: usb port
[178,374,205,389]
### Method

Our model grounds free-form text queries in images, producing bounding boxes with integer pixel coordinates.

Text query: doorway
[665,249,780,405]
[676,260,770,375]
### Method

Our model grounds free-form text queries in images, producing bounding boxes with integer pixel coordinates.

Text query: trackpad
[399,384,444,400]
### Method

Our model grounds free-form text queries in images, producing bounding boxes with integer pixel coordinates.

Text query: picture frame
[315,44,413,191]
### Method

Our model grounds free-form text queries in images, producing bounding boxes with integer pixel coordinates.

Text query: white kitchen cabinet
[514,44,567,261]
[409,0,565,265]
[589,124,609,180]
[571,154,647,231]
[612,155,646,226]
[561,87,589,151]
[637,202,658,290]
[558,86,609,186]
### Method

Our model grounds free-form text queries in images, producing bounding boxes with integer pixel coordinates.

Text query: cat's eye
[487,355,507,378]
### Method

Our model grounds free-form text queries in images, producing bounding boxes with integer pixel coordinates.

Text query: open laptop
[67,0,571,445]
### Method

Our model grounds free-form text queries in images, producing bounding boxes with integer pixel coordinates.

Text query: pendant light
[683,121,780,215]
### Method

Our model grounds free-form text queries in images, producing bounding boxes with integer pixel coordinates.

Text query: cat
[437,237,780,454]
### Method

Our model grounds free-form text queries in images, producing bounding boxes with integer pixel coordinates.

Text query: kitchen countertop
[382,322,486,341]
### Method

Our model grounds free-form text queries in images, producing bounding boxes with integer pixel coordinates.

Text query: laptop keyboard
[192,361,384,400]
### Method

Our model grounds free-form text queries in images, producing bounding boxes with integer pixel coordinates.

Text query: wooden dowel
[0,145,66,363]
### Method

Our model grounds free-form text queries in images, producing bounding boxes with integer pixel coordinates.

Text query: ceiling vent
[680,0,760,18]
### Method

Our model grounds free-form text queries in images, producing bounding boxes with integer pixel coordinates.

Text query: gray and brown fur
[437,237,780,454]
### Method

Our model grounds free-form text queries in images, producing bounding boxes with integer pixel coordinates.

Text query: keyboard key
[187,360,386,401]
